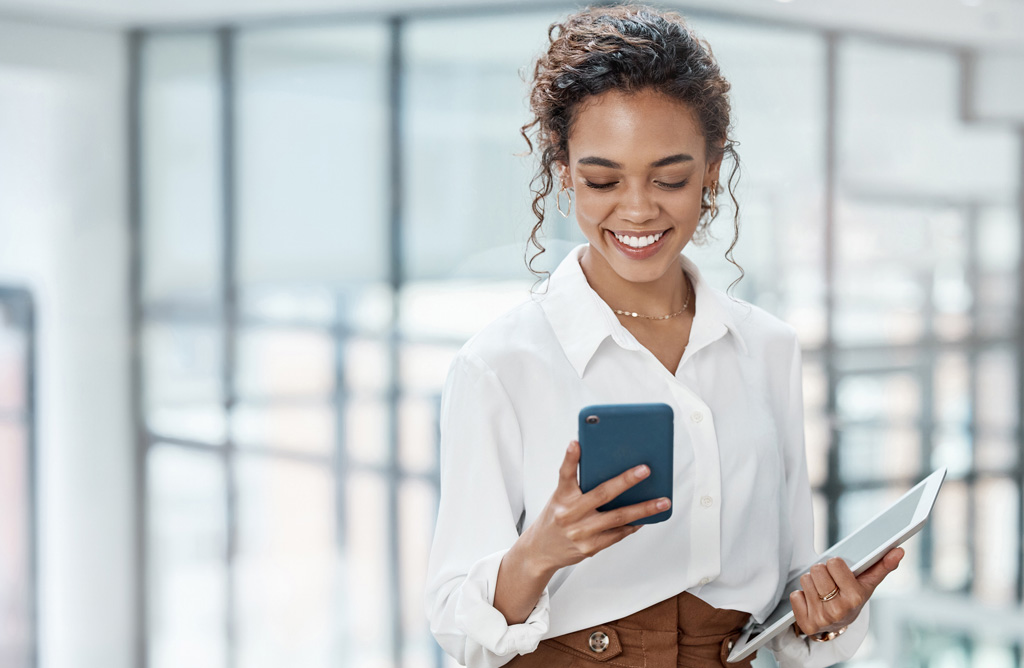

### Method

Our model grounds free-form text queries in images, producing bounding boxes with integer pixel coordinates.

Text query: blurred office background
[0,0,1023,667]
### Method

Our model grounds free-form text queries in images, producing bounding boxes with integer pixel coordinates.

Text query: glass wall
[0,287,36,668]
[134,7,1024,668]
[830,37,1023,667]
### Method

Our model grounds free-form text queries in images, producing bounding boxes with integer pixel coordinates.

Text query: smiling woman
[562,90,715,343]
[557,90,712,375]
[424,5,905,668]
[519,6,742,284]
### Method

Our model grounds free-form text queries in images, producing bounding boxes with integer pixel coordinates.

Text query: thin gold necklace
[613,278,691,321]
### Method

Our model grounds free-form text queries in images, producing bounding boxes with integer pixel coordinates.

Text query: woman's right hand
[521,439,671,575]
[494,439,670,624]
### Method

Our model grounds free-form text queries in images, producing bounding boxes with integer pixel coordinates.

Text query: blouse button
[700,495,714,508]
[699,576,712,585]
[588,631,610,653]
[690,410,704,423]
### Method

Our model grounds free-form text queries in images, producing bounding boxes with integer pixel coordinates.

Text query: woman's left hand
[789,546,905,637]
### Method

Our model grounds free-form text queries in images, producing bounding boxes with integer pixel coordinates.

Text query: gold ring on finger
[819,586,840,602]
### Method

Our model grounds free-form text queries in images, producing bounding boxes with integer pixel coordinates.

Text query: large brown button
[588,631,610,653]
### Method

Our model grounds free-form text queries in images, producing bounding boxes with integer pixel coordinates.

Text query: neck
[579,247,689,317]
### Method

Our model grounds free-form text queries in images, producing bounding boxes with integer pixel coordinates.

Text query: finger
[591,496,671,531]
[571,513,646,555]
[826,558,867,612]
[809,563,838,599]
[556,441,582,492]
[789,589,811,635]
[799,573,823,624]
[582,463,650,510]
[856,547,904,592]
[826,557,860,592]
[589,523,642,554]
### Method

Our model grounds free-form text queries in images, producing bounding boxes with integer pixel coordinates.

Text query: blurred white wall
[0,4,1021,668]
[975,51,1024,121]
[0,17,134,668]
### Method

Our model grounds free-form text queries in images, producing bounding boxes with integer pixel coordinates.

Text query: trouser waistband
[506,591,754,668]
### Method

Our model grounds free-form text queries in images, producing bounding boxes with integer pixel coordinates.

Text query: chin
[611,259,680,285]
[598,231,685,277]
[593,248,680,285]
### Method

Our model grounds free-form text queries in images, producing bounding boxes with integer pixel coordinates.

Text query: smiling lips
[614,231,664,248]
[607,228,670,259]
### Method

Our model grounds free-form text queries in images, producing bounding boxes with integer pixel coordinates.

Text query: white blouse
[425,244,869,668]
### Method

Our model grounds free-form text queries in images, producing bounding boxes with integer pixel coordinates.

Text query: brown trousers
[505,592,755,668]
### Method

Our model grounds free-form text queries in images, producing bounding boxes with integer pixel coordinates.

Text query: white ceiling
[0,0,1022,53]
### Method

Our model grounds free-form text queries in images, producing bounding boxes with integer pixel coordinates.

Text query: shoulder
[735,298,798,342]
[708,284,799,357]
[449,297,556,375]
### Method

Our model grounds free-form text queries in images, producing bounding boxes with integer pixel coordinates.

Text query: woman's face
[559,89,721,286]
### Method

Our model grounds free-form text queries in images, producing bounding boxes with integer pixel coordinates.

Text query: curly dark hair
[519,3,742,282]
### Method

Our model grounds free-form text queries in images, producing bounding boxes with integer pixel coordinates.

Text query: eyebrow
[576,153,695,169]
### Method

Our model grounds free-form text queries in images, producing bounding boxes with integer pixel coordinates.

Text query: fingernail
[656,498,670,510]
[634,465,649,478]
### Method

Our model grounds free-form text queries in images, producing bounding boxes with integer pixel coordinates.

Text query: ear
[555,160,572,190]
[703,143,725,187]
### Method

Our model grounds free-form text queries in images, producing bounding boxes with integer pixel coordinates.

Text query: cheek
[574,192,615,224]
[667,187,707,223]
[674,184,705,210]
[575,189,702,225]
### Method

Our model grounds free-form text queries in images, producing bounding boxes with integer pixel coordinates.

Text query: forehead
[567,89,705,164]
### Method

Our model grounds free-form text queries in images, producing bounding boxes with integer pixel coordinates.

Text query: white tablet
[727,467,947,663]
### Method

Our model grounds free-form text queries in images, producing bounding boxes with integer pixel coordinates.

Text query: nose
[616,182,659,225]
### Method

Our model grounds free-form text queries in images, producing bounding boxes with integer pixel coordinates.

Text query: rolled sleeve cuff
[769,602,869,668]
[454,549,551,664]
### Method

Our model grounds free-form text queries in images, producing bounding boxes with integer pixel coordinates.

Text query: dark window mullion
[218,25,240,668]
[823,31,842,547]
[1015,126,1024,610]
[0,289,38,668]
[919,244,937,584]
[127,28,148,668]
[966,202,980,598]
[332,302,350,657]
[387,15,406,668]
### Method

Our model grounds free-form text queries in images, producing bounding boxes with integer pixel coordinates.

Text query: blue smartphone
[577,403,674,525]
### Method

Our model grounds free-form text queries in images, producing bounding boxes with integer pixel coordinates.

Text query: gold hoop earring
[556,183,573,218]
[708,180,719,218]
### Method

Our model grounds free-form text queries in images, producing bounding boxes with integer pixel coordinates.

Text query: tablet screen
[729,468,945,665]
[757,483,928,630]
[820,484,926,565]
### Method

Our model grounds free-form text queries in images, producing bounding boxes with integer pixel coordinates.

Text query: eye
[582,180,617,190]
[658,178,689,190]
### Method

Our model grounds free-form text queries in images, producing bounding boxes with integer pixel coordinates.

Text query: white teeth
[615,231,664,249]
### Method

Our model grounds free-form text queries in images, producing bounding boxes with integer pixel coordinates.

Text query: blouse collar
[535,243,750,378]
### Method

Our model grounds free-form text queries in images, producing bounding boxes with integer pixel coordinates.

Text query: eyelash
[582,179,689,190]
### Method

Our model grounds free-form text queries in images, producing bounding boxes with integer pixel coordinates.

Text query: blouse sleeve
[767,332,871,667]
[425,350,550,668]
